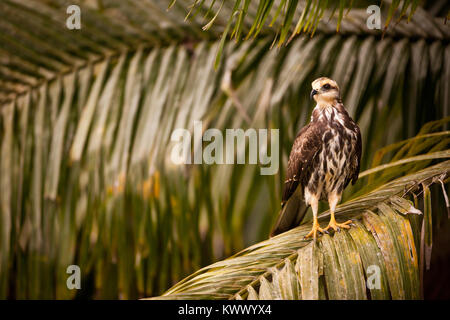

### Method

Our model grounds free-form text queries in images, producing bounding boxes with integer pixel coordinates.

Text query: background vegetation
[0,0,449,299]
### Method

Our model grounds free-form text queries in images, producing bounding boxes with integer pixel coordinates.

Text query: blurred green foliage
[0,0,449,299]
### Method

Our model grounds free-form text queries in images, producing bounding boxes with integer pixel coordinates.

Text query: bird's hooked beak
[310,89,318,100]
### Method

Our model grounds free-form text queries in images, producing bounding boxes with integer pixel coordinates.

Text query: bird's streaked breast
[305,104,359,201]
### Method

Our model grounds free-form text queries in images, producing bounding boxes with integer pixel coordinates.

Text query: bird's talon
[324,219,353,233]
[304,223,325,240]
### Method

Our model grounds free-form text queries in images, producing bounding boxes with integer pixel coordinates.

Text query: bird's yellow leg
[304,195,325,240]
[324,193,353,232]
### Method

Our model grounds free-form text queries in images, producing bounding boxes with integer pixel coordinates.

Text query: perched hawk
[270,77,362,240]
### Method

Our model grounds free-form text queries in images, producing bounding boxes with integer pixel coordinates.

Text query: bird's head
[310,77,341,106]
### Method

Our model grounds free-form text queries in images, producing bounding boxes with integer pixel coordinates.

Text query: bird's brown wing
[270,123,323,237]
[345,123,362,188]
[351,125,362,184]
[282,123,323,206]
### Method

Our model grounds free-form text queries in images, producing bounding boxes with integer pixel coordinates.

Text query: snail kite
[271,77,362,240]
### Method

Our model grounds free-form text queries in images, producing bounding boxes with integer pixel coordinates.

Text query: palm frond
[154,151,450,299]
[0,1,449,299]
[175,0,424,40]
[171,0,449,65]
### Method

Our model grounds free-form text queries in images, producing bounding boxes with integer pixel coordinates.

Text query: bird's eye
[323,84,331,90]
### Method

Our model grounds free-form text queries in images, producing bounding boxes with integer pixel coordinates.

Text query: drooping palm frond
[153,130,450,300]
[170,0,449,67]
[0,0,449,299]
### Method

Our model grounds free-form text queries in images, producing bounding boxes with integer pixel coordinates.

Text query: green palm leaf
[0,0,449,299]
[154,154,449,300]
[170,0,445,65]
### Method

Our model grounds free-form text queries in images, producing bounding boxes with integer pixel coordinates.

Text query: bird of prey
[270,77,362,240]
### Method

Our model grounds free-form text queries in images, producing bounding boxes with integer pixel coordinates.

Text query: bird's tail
[270,186,309,237]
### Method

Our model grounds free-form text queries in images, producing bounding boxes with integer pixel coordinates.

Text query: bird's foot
[304,222,326,241]
[324,219,353,233]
